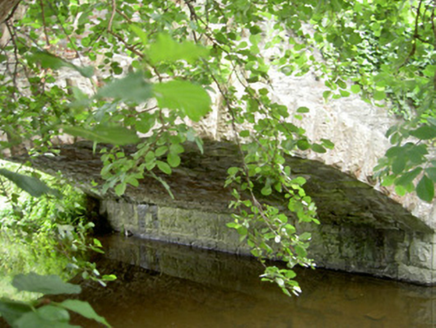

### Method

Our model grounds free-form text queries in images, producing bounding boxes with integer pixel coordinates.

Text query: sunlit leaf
[153,80,211,122]
[373,90,386,101]
[148,34,209,65]
[130,24,148,46]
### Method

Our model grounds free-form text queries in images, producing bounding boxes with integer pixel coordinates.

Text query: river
[70,234,435,328]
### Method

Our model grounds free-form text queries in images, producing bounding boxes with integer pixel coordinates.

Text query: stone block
[398,264,436,285]
[420,232,436,244]
[409,239,433,269]
[157,206,179,234]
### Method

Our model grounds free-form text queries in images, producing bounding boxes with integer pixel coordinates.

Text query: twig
[39,0,50,48]
[108,0,116,32]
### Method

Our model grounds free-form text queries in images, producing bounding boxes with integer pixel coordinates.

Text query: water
[70,235,436,328]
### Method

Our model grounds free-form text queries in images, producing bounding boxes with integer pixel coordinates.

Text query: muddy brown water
[66,235,435,328]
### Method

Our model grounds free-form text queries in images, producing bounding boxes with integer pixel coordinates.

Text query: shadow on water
[69,234,436,328]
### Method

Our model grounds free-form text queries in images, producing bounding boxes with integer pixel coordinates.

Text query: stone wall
[100,197,436,285]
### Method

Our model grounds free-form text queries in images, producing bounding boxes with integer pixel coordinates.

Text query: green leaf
[114,182,126,196]
[130,24,148,46]
[0,299,32,325]
[12,273,81,295]
[425,167,436,183]
[311,143,326,153]
[321,138,334,149]
[323,90,332,100]
[227,167,239,175]
[0,169,59,198]
[339,89,350,97]
[63,125,140,145]
[395,167,422,187]
[148,34,209,65]
[416,175,434,202]
[296,106,310,113]
[167,153,181,168]
[381,174,396,187]
[294,245,307,258]
[297,139,310,151]
[153,80,211,122]
[392,157,406,175]
[261,185,272,196]
[395,184,407,196]
[60,300,111,328]
[156,161,172,175]
[409,125,436,140]
[423,65,436,77]
[299,232,311,241]
[239,130,250,137]
[155,146,168,157]
[102,274,117,281]
[96,72,152,103]
[169,143,184,154]
[27,51,93,78]
[14,311,79,328]
[37,305,70,322]
[136,113,155,133]
[385,146,403,158]
[350,84,361,94]
[337,79,347,89]
[373,90,386,101]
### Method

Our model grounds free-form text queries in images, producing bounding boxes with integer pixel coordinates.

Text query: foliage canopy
[0,0,435,298]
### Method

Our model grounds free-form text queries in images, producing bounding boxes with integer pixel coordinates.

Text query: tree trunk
[0,0,20,24]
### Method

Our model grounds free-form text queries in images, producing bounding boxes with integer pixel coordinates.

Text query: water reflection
[73,235,435,328]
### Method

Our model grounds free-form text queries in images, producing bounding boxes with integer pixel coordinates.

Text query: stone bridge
[10,70,436,285]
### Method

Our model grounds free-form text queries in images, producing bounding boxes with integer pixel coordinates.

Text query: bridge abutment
[100,198,436,285]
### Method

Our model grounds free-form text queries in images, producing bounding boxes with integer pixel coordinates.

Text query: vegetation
[0,0,435,325]
[0,162,112,289]
[0,162,115,326]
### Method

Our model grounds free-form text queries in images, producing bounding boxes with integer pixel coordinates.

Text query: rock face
[21,139,436,285]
